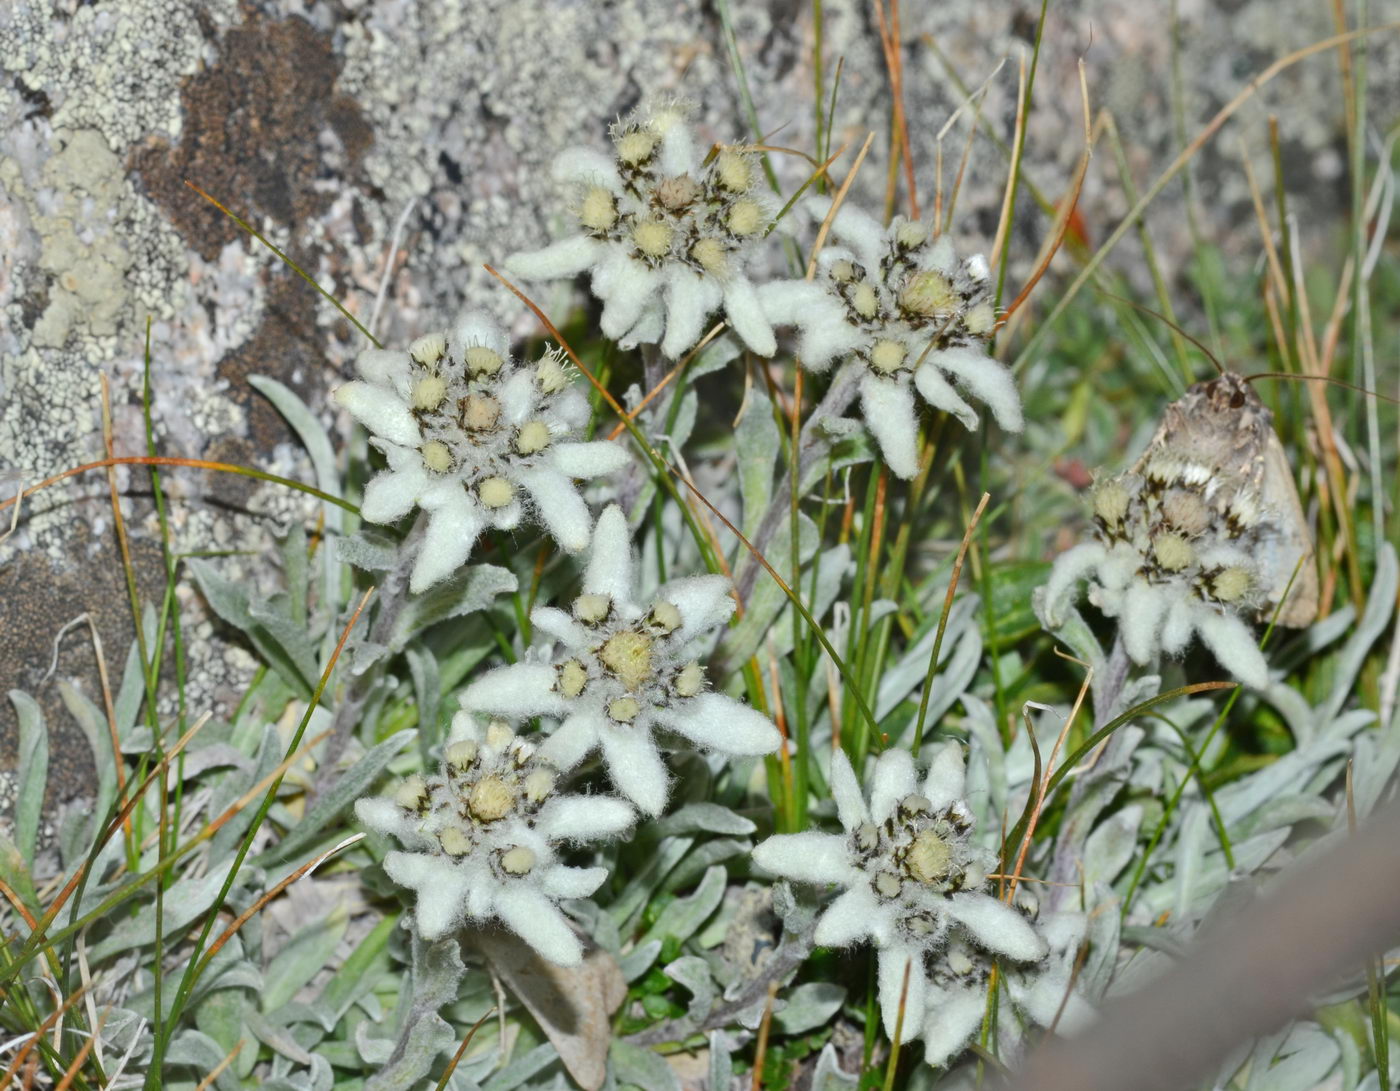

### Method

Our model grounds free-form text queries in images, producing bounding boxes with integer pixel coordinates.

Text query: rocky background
[2,0,1395,829]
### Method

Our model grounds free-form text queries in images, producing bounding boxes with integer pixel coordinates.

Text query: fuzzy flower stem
[318,512,429,788]
[731,360,862,605]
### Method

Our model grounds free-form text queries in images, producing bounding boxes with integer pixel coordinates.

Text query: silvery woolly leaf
[874,594,979,720]
[654,803,756,838]
[811,1042,860,1089]
[619,939,663,983]
[9,690,46,866]
[481,1042,563,1091]
[336,529,401,572]
[188,557,318,698]
[735,382,780,538]
[364,934,464,1091]
[262,904,349,1013]
[1082,804,1142,893]
[476,930,625,1091]
[774,982,846,1035]
[90,858,242,961]
[608,838,692,932]
[664,955,717,1020]
[390,564,518,650]
[639,865,726,948]
[1323,542,1397,721]
[610,1040,681,1091]
[261,727,416,865]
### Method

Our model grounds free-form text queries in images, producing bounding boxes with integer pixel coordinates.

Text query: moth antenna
[1243,371,1400,405]
[1094,290,1224,376]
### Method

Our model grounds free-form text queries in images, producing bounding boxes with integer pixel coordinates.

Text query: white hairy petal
[1121,580,1169,664]
[465,863,496,920]
[859,373,921,480]
[335,382,421,448]
[539,864,609,900]
[658,119,698,177]
[495,885,584,966]
[536,796,635,841]
[354,348,412,393]
[505,235,604,282]
[1041,542,1107,627]
[384,853,471,940]
[497,369,537,426]
[751,831,857,885]
[552,146,622,190]
[360,465,425,524]
[658,692,781,756]
[551,439,630,479]
[946,892,1047,962]
[410,490,485,592]
[812,886,880,947]
[529,605,589,649]
[722,275,777,357]
[1160,596,1194,654]
[518,467,592,553]
[913,362,978,431]
[828,748,869,830]
[1194,606,1268,688]
[598,257,661,340]
[461,663,570,718]
[869,748,918,825]
[929,346,1024,432]
[877,944,928,1041]
[583,505,634,601]
[598,724,669,816]
[657,574,735,637]
[921,983,987,1069]
[1011,962,1093,1030]
[618,302,665,350]
[538,708,604,771]
[451,309,509,356]
[923,741,967,812]
[485,498,524,532]
[806,195,884,272]
[661,265,723,359]
[756,280,855,370]
[354,797,415,841]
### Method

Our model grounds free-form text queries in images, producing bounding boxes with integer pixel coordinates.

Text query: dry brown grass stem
[750,981,782,1091]
[989,51,1029,271]
[873,0,918,219]
[193,1041,244,1091]
[807,132,877,280]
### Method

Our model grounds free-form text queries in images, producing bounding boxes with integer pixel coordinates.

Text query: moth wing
[1256,431,1317,628]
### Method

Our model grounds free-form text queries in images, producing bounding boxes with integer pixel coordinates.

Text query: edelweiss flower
[355,717,633,966]
[757,197,1023,478]
[505,100,777,359]
[921,907,1092,1068]
[1038,449,1272,687]
[460,504,781,816]
[334,310,628,591]
[752,744,1046,1043]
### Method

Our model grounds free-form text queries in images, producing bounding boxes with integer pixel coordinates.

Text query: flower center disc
[600,629,654,691]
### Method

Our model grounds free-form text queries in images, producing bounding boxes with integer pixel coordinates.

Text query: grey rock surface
[1,0,1393,822]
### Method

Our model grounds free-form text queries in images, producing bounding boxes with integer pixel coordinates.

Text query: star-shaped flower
[505,100,776,359]
[355,718,634,966]
[459,504,781,816]
[751,744,1045,1044]
[334,310,628,591]
[1038,448,1272,687]
[920,908,1093,1068]
[757,197,1023,478]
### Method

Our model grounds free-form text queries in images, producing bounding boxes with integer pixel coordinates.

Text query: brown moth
[1131,372,1318,627]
